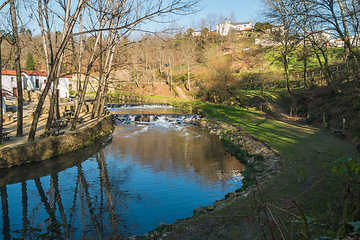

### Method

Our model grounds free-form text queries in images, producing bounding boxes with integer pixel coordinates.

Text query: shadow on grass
[188,101,358,238]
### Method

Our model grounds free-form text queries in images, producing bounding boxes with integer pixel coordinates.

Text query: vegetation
[1,0,360,238]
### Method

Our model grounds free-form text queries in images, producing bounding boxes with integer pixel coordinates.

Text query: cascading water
[0,104,245,239]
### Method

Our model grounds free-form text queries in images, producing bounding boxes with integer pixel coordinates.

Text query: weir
[0,104,244,239]
[113,114,200,124]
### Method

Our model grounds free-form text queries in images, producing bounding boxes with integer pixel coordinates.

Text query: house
[22,70,70,98]
[333,39,345,48]
[191,31,201,37]
[306,30,334,46]
[216,19,253,36]
[22,70,48,90]
[0,70,27,96]
[1,70,70,98]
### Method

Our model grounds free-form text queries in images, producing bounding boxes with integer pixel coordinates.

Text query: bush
[306,112,316,124]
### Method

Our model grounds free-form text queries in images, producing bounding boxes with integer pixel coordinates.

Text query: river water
[0,105,244,239]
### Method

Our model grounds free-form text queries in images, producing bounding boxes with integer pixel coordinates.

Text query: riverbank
[0,109,114,168]
[118,100,358,240]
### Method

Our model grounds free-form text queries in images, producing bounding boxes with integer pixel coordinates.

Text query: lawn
[184,100,358,238]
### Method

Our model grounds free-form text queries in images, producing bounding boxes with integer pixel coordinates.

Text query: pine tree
[25,52,35,70]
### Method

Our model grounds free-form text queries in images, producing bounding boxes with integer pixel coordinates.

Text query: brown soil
[290,82,360,143]
[0,105,98,150]
[118,83,179,98]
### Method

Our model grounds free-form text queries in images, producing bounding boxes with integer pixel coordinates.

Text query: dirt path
[174,86,191,99]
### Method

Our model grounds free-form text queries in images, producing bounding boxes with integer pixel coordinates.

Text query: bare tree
[28,0,88,141]
[10,0,23,137]
[263,0,300,95]
[269,0,342,93]
[0,37,3,145]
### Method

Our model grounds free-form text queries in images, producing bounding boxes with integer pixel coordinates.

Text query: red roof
[1,70,70,78]
[22,70,47,77]
[1,70,25,76]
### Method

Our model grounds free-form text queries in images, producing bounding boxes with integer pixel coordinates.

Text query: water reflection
[0,111,245,239]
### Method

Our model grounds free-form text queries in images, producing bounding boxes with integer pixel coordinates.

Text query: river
[0,105,244,239]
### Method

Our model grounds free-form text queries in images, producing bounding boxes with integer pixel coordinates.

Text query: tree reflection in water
[0,117,244,239]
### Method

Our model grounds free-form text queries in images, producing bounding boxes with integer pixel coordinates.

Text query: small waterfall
[107,104,175,110]
[113,114,201,125]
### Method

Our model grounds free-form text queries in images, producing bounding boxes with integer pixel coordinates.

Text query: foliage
[25,52,35,70]
[306,112,316,124]
[254,22,272,31]
[332,157,360,176]
[348,221,360,235]
[332,157,360,238]
[201,27,209,37]
[263,45,344,71]
[186,28,194,36]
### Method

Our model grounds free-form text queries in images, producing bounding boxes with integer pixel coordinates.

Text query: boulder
[206,205,215,211]
[157,222,167,228]
[141,115,151,122]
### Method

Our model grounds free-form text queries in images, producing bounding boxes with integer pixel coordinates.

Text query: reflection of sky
[0,109,244,239]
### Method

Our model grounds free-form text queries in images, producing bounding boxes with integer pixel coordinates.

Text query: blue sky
[177,0,264,29]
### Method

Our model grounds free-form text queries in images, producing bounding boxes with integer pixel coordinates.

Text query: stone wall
[0,115,114,168]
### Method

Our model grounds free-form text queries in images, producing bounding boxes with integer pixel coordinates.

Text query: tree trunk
[303,37,307,89]
[76,9,83,109]
[71,0,111,131]
[0,38,3,145]
[46,0,71,130]
[187,61,191,91]
[284,42,292,96]
[10,0,23,137]
[28,0,85,141]
[169,59,172,91]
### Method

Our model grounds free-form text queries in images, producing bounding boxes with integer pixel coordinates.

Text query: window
[35,78,39,88]
[11,77,14,82]
[44,79,47,84]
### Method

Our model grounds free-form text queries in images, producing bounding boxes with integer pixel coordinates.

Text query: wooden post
[323,113,325,130]
[343,118,345,134]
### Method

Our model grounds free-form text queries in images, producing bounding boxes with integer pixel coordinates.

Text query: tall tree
[28,0,88,141]
[263,0,299,95]
[10,0,23,137]
[0,37,3,145]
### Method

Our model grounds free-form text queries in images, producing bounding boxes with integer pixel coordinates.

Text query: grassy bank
[166,99,358,239]
[104,92,358,238]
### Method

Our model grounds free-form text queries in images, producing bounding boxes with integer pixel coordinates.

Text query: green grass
[186,99,357,238]
[262,45,345,71]
[103,90,358,238]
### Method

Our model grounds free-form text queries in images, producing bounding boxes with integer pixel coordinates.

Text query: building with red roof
[1,70,69,98]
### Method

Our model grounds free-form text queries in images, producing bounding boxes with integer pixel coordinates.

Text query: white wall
[1,75,26,94]
[24,75,47,90]
[58,77,69,98]
[2,73,69,98]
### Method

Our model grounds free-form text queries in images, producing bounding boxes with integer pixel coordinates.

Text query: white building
[191,31,201,37]
[0,70,26,96]
[1,70,70,98]
[216,19,253,36]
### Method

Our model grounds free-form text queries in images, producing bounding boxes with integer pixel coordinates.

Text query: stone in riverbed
[141,115,151,122]
[206,205,215,211]
[158,222,167,228]
[193,206,207,214]
[225,192,236,199]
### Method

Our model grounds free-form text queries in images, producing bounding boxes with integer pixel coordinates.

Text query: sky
[176,0,265,30]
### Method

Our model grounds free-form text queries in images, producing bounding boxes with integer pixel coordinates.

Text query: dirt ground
[0,103,99,149]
